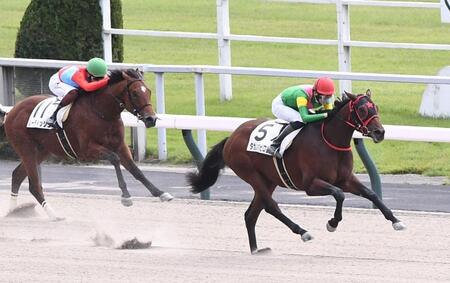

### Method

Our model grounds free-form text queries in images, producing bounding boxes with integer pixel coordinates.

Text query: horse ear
[122,71,133,81]
[366,89,372,97]
[136,68,144,78]
[344,91,357,100]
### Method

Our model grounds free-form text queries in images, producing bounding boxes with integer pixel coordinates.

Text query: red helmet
[313,77,335,96]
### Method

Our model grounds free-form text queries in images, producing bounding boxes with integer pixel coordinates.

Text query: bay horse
[187,90,406,254]
[1,69,173,220]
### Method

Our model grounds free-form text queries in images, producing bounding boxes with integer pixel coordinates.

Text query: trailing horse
[187,90,406,254]
[1,69,173,220]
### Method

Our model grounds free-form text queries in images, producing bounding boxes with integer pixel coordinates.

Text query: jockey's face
[87,74,103,82]
[316,93,334,110]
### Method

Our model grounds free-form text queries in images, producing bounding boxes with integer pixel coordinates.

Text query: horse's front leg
[117,144,173,202]
[344,175,406,230]
[102,150,133,207]
[306,178,345,232]
[87,144,133,206]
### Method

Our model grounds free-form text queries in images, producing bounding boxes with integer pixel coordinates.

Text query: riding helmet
[313,77,335,96]
[87,57,108,77]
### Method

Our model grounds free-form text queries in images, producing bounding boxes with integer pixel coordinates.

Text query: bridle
[110,79,152,120]
[321,95,379,151]
[344,95,379,136]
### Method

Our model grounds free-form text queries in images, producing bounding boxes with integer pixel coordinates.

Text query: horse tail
[187,137,228,194]
[0,105,7,127]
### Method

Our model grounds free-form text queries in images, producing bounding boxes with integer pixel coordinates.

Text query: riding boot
[46,104,63,128]
[267,121,304,158]
[46,90,79,128]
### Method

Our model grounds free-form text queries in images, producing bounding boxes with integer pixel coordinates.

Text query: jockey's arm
[296,96,327,123]
[72,70,109,92]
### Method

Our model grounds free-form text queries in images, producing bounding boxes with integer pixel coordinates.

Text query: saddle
[26,97,73,130]
[246,119,302,157]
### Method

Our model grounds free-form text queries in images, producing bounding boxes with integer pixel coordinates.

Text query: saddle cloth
[26,97,72,129]
[246,119,302,157]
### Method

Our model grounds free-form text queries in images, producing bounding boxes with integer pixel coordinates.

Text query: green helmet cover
[87,57,107,77]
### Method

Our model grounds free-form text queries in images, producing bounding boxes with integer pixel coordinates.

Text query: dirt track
[1,191,449,283]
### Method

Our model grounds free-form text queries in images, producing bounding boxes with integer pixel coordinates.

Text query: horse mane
[108,69,143,85]
[324,96,351,121]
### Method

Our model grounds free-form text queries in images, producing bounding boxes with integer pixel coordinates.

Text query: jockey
[46,57,110,128]
[267,77,336,157]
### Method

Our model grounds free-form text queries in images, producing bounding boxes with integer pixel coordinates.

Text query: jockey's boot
[267,121,304,158]
[46,90,79,129]
[46,104,63,129]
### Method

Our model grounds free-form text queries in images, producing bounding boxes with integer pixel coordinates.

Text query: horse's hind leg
[9,162,27,211]
[117,144,173,201]
[246,174,312,252]
[306,178,345,232]
[20,154,62,221]
[244,196,265,254]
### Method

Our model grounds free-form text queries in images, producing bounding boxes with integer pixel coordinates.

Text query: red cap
[313,77,335,96]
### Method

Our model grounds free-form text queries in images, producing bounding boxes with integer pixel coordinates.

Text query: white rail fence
[2,58,448,161]
[100,0,449,100]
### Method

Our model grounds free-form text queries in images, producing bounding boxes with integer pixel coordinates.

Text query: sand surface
[1,191,449,283]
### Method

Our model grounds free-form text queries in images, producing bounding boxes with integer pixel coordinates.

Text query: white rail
[1,58,450,160]
[121,112,450,143]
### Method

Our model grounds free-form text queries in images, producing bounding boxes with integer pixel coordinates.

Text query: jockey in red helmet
[267,77,336,157]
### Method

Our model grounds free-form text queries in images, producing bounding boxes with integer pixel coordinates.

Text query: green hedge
[14,0,123,96]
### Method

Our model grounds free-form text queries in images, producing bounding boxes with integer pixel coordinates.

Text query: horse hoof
[159,192,174,202]
[326,222,337,232]
[392,221,406,231]
[301,232,313,242]
[251,247,272,255]
[121,197,133,207]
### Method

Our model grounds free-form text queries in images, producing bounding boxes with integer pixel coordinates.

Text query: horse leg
[9,162,27,211]
[244,196,266,254]
[84,144,134,206]
[248,175,313,247]
[20,156,62,221]
[103,151,133,207]
[305,178,345,232]
[117,144,173,202]
[344,175,406,230]
[10,151,48,212]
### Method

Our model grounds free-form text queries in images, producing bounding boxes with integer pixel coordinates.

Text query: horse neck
[88,82,125,121]
[322,106,355,150]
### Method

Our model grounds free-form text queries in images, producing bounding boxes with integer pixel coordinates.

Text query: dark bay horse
[1,69,173,220]
[188,90,406,254]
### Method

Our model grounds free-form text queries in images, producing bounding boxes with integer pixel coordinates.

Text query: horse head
[343,89,385,143]
[109,69,157,128]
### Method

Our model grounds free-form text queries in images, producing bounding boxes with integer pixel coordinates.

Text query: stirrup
[274,148,283,159]
[267,144,279,156]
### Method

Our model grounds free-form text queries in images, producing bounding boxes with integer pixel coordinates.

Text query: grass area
[1,0,450,177]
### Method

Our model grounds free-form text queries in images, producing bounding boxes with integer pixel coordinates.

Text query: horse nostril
[144,116,157,128]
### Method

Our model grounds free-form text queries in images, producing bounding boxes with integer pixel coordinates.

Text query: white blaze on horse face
[141,86,146,93]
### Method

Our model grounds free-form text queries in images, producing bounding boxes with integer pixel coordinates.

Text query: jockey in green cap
[46,57,109,128]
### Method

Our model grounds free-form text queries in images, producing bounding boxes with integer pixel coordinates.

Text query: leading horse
[187,90,406,254]
[1,69,173,220]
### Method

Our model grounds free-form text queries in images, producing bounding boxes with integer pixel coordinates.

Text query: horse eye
[357,106,368,119]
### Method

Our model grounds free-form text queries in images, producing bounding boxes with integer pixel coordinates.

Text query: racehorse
[0,69,173,220]
[187,90,406,254]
